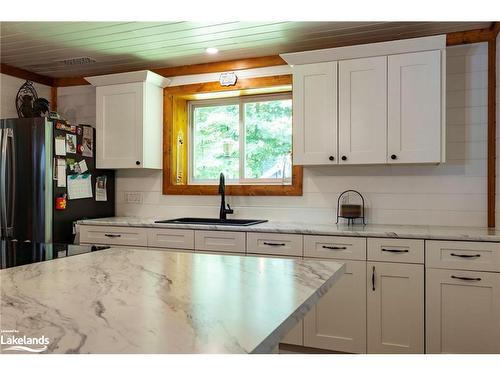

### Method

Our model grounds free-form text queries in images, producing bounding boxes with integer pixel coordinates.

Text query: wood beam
[53,77,89,87]
[153,55,286,77]
[446,27,492,46]
[0,63,54,87]
[54,55,287,87]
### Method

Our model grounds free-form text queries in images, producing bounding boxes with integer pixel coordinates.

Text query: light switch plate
[125,192,143,204]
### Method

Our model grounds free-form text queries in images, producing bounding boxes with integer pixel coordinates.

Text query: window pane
[244,99,292,179]
[192,104,239,180]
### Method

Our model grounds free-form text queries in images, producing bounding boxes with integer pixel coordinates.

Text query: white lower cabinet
[79,224,500,354]
[366,262,424,353]
[426,268,500,353]
[304,260,367,353]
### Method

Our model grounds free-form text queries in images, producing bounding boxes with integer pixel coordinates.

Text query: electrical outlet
[124,192,143,204]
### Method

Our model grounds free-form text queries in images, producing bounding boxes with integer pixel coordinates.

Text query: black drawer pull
[450,253,481,258]
[104,234,121,238]
[371,266,376,291]
[263,242,286,247]
[381,248,409,253]
[322,245,347,250]
[451,275,482,282]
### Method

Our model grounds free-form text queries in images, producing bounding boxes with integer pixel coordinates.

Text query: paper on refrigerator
[67,174,93,199]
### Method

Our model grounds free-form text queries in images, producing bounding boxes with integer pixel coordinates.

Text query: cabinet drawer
[195,230,246,253]
[148,228,194,250]
[426,240,500,272]
[304,235,366,260]
[368,238,424,264]
[79,225,147,247]
[247,233,303,257]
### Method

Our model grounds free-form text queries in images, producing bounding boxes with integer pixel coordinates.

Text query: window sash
[188,93,292,185]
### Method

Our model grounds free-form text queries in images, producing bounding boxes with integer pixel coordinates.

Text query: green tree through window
[190,94,292,183]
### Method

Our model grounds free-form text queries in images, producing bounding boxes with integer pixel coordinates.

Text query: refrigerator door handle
[7,128,15,233]
[0,129,7,234]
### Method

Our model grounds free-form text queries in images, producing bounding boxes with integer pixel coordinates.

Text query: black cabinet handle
[329,155,334,161]
[104,234,121,238]
[263,242,286,247]
[322,245,347,250]
[450,253,481,258]
[371,266,376,291]
[136,161,141,165]
[341,155,347,161]
[451,275,482,282]
[391,154,397,160]
[381,248,409,253]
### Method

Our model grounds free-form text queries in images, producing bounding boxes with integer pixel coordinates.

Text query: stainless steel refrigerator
[0,117,114,246]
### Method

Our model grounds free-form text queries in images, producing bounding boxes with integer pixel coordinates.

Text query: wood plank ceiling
[0,21,492,78]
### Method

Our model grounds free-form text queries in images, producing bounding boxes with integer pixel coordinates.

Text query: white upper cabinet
[339,56,387,164]
[282,35,446,166]
[292,62,338,165]
[387,50,443,163]
[86,70,170,169]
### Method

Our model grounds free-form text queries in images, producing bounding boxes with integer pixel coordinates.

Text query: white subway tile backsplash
[446,71,487,91]
[446,53,488,74]
[446,88,487,108]
[447,106,487,125]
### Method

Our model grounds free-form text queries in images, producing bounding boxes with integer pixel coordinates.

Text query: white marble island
[0,248,344,354]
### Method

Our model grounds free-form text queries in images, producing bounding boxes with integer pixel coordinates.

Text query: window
[189,93,292,185]
[163,73,302,196]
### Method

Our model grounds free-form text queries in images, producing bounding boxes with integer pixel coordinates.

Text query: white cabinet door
[304,260,366,353]
[426,268,500,353]
[367,262,424,353]
[96,82,144,168]
[339,56,387,164]
[387,50,442,163]
[292,62,338,165]
[387,51,444,163]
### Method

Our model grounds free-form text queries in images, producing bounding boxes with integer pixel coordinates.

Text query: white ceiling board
[0,21,492,78]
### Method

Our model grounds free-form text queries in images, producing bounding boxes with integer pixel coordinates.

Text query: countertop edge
[250,262,346,354]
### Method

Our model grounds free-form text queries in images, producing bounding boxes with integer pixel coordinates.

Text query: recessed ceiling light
[206,47,219,55]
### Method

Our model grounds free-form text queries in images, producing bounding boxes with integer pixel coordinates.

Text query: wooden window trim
[162,74,303,196]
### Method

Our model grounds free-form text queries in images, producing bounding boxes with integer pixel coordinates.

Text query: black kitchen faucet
[219,173,234,220]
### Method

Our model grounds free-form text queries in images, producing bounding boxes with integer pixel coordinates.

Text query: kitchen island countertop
[0,247,344,354]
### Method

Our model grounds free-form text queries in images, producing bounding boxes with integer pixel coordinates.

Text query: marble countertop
[0,248,344,354]
[77,217,500,242]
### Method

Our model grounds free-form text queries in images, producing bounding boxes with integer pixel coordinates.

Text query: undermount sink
[155,218,268,226]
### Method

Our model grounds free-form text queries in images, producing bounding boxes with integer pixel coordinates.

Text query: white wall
[0,73,52,118]
[57,85,96,126]
[56,44,493,227]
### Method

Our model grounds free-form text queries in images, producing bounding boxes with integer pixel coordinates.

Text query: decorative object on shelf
[336,190,366,225]
[15,80,50,118]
